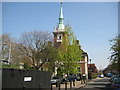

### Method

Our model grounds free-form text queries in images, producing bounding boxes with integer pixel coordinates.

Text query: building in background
[88,63,98,73]
[80,52,89,79]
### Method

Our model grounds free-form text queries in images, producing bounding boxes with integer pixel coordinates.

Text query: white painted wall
[85,56,88,79]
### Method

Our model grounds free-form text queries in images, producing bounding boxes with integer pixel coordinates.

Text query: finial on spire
[60,0,63,5]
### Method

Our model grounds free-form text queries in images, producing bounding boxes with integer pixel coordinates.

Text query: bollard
[85,80,86,84]
[58,82,61,90]
[81,80,82,84]
[39,84,41,90]
[81,80,83,84]
[73,80,75,86]
[65,81,67,90]
[50,84,53,90]
[70,81,72,88]
[23,86,26,90]
[56,82,58,87]
[84,79,85,84]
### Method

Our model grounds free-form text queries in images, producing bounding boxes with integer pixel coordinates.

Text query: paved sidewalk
[51,81,86,90]
[87,77,108,83]
[51,78,105,90]
[72,81,86,89]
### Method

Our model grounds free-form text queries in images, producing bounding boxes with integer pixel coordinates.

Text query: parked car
[111,78,120,88]
[107,73,112,77]
[109,75,120,82]
[50,76,62,84]
[60,77,67,84]
[65,75,77,82]
[75,76,81,81]
[100,74,104,78]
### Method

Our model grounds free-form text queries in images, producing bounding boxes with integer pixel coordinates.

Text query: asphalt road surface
[76,77,120,90]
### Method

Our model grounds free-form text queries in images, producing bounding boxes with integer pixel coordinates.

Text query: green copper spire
[58,2,65,31]
[59,2,63,23]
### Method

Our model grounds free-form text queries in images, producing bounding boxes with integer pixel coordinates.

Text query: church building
[53,2,89,79]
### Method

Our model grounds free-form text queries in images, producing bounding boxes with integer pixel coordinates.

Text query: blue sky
[2,2,118,69]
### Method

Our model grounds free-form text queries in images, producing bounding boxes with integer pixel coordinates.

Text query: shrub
[92,73,98,79]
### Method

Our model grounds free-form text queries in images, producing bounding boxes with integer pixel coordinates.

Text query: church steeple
[53,1,67,48]
[55,2,65,31]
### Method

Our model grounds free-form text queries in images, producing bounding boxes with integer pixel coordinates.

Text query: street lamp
[8,43,11,64]
[89,59,92,80]
[90,59,91,70]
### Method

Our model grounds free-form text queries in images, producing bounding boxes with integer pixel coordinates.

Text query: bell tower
[53,2,67,48]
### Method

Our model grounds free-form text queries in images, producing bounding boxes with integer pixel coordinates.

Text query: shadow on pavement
[93,83,119,90]
[75,82,120,90]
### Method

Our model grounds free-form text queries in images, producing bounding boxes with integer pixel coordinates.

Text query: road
[76,77,114,90]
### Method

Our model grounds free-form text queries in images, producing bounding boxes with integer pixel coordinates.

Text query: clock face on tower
[57,34,62,42]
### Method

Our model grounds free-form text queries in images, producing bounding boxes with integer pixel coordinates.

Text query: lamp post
[90,59,91,70]
[89,59,92,80]
[8,43,11,64]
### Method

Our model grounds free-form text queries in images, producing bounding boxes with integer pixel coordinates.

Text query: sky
[2,2,118,70]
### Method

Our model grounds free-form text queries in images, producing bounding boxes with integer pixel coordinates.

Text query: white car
[100,74,104,78]
[50,76,61,84]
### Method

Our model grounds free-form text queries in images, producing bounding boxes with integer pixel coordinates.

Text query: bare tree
[1,34,11,61]
[0,34,20,64]
[19,31,53,70]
